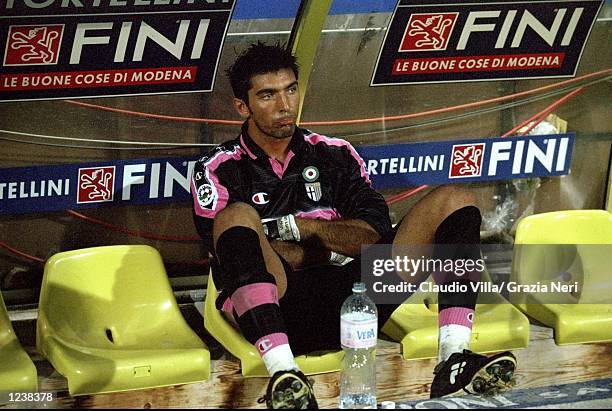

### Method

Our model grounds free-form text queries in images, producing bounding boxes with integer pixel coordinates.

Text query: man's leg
[391,186,516,397]
[431,205,481,363]
[213,203,317,408]
[391,185,480,359]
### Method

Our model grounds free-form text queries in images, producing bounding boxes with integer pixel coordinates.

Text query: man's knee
[433,185,478,216]
[213,202,262,238]
[213,223,275,297]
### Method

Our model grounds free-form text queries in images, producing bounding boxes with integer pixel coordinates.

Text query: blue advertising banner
[0,0,235,102]
[0,133,574,215]
[371,0,604,85]
[360,133,575,189]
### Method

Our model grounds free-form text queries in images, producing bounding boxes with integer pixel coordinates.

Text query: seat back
[39,245,192,349]
[512,210,612,303]
[0,292,14,350]
[514,210,612,244]
[0,291,38,391]
[382,266,530,359]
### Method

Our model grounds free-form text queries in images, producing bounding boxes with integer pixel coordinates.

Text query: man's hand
[261,215,301,241]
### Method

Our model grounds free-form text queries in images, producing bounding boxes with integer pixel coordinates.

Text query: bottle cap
[381,401,396,409]
[352,282,366,293]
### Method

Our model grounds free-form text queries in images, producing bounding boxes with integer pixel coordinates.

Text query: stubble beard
[252,117,295,140]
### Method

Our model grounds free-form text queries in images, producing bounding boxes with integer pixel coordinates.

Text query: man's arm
[269,218,378,268]
[296,218,380,257]
[269,240,331,270]
[261,141,389,258]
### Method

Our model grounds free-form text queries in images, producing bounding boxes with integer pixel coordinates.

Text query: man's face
[239,68,299,140]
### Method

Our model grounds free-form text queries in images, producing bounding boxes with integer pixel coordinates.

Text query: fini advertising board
[0,0,235,101]
[371,0,604,85]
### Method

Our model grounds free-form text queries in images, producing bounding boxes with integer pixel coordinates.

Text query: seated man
[191,42,516,409]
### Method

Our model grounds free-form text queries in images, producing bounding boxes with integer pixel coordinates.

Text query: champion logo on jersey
[252,192,269,205]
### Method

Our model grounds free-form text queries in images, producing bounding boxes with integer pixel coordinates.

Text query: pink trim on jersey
[256,333,289,355]
[240,135,258,159]
[231,282,279,317]
[439,307,475,329]
[303,132,371,185]
[269,151,295,179]
[294,208,340,220]
[192,146,242,219]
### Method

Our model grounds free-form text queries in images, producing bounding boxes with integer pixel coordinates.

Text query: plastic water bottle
[339,282,378,409]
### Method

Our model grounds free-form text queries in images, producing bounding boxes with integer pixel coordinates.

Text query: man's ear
[233,97,251,119]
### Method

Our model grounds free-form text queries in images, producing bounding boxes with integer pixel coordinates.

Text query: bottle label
[341,317,377,349]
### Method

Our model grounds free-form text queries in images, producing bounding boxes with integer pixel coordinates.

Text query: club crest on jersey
[197,183,216,209]
[302,166,319,182]
[305,182,322,202]
[251,192,269,205]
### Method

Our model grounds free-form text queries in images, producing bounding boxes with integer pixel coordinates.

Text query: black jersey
[191,123,392,253]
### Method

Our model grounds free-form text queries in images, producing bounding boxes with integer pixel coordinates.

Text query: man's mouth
[275,117,295,127]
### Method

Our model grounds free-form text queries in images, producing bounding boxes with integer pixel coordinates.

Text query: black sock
[214,226,270,294]
[434,206,482,311]
[214,225,287,347]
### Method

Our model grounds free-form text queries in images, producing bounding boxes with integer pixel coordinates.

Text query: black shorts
[278,229,401,356]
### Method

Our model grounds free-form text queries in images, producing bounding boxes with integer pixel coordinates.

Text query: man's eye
[261,94,272,100]
[288,86,297,94]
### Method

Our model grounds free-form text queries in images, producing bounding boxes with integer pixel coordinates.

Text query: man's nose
[276,92,290,111]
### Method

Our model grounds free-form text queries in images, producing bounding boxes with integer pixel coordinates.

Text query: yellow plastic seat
[0,291,37,392]
[381,268,530,360]
[37,245,210,396]
[204,273,343,377]
[511,210,612,345]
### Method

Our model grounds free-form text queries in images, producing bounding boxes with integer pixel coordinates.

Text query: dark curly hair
[226,41,299,103]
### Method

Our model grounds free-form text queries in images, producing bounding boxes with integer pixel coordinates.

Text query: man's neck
[247,122,292,163]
